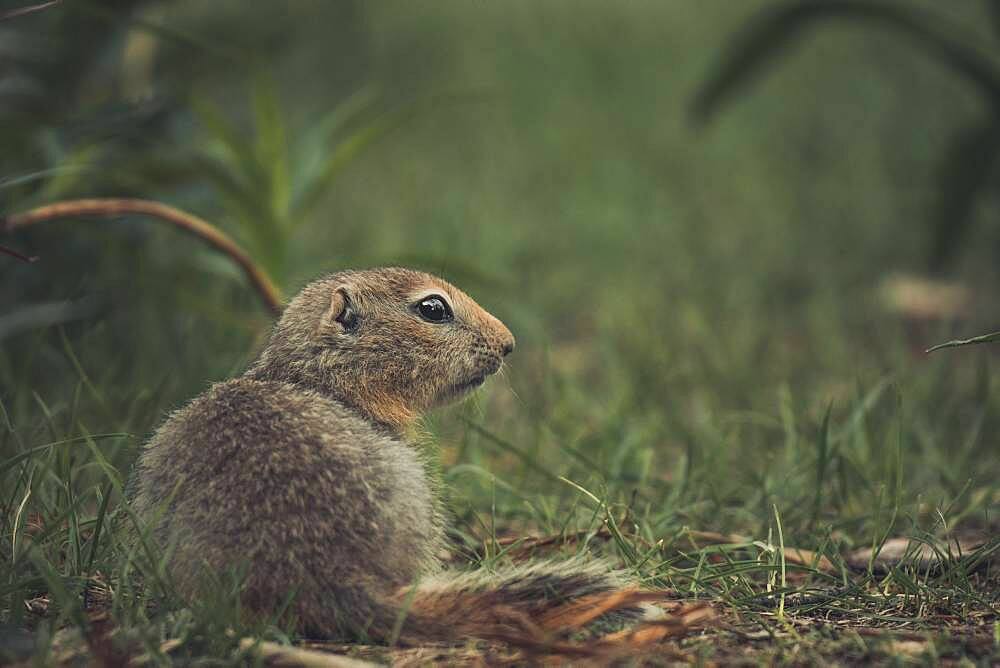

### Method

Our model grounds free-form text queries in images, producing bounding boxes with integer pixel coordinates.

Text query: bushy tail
[375,558,712,655]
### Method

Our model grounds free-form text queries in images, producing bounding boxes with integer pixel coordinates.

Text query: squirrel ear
[319,287,358,335]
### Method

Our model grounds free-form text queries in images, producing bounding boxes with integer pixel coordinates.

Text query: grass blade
[926,330,1000,353]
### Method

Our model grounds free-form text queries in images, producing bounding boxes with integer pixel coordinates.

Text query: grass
[3,0,1000,664]
[1,359,996,664]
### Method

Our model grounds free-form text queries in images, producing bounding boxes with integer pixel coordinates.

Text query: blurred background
[3,0,998,548]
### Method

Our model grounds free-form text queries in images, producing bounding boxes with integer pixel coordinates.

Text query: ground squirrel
[130,267,640,643]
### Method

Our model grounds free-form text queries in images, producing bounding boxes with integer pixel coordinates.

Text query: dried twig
[4,198,283,316]
[238,638,380,668]
[683,529,838,574]
[494,526,613,559]
[0,0,61,22]
[0,243,38,263]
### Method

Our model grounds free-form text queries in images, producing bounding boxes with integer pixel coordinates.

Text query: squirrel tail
[377,557,668,646]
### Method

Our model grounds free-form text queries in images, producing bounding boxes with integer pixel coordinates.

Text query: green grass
[2,0,999,664]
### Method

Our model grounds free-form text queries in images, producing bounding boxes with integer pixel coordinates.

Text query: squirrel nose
[501,338,515,357]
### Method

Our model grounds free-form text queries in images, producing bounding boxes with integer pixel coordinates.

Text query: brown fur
[130,267,643,644]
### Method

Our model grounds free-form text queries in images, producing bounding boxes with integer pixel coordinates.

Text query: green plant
[3,78,412,316]
[693,0,1000,273]
[191,78,407,287]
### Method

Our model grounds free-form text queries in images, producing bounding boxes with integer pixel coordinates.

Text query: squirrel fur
[130,267,644,644]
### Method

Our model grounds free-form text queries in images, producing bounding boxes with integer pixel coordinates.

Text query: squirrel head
[249,267,515,431]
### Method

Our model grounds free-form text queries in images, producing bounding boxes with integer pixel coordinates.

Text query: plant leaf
[251,74,290,220]
[290,109,406,224]
[0,434,132,479]
[294,85,381,162]
[192,154,260,225]
[191,96,256,169]
[692,0,1000,124]
[987,0,1000,42]
[290,86,381,199]
[926,122,1000,272]
[811,402,833,526]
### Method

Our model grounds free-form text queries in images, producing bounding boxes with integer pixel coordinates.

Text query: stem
[0,244,38,263]
[4,198,284,316]
[773,503,786,622]
[1,1,61,23]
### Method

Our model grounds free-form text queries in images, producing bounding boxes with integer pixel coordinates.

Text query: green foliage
[191,78,404,286]
[694,0,1000,272]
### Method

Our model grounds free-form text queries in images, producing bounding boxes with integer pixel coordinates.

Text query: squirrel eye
[336,302,359,332]
[416,295,453,323]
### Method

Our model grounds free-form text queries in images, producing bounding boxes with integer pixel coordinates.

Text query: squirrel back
[130,268,656,645]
